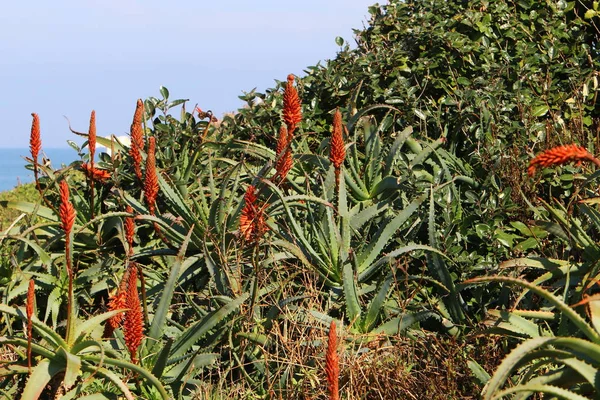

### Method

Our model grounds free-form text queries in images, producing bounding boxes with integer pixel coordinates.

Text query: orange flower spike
[329,109,346,189]
[124,206,135,255]
[30,113,41,166]
[329,109,346,170]
[88,110,96,165]
[80,163,111,181]
[144,137,159,215]
[274,125,293,183]
[275,125,289,158]
[528,144,600,176]
[283,74,302,138]
[104,267,131,338]
[325,320,340,400]
[59,181,76,238]
[239,185,268,243]
[130,99,145,180]
[26,279,35,372]
[123,264,144,364]
[239,185,258,241]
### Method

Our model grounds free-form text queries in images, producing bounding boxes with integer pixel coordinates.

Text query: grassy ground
[0,183,39,231]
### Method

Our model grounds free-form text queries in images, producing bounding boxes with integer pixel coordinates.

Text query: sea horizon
[0,148,76,192]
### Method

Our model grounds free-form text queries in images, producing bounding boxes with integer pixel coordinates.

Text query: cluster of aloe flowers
[11,72,354,398]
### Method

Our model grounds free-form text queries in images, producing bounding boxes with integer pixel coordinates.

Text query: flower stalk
[26,279,35,372]
[30,113,42,196]
[59,180,76,343]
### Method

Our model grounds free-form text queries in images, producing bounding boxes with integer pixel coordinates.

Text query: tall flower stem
[329,109,346,194]
[326,320,340,400]
[29,114,55,212]
[130,99,145,181]
[30,113,42,197]
[59,181,76,344]
[88,111,97,219]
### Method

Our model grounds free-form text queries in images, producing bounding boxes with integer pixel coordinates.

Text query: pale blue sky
[0,1,379,148]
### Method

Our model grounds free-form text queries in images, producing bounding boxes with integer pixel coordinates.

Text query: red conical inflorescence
[144,137,159,215]
[273,125,293,183]
[329,109,346,190]
[528,144,600,176]
[239,185,268,243]
[130,99,145,180]
[124,206,136,256]
[30,113,43,195]
[80,162,111,181]
[59,181,76,239]
[283,74,302,138]
[30,113,41,167]
[104,267,131,338]
[88,110,96,166]
[325,320,340,400]
[123,263,144,363]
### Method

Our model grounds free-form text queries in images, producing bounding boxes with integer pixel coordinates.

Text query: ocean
[0,148,76,192]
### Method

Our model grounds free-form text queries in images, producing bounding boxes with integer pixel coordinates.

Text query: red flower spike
[59,181,76,238]
[239,185,268,243]
[144,137,159,215]
[30,113,41,166]
[329,109,346,189]
[528,144,600,176]
[325,320,340,400]
[130,99,145,180]
[123,264,144,363]
[81,162,111,181]
[104,268,131,338]
[88,110,96,165]
[273,125,293,183]
[283,74,302,138]
[124,206,135,255]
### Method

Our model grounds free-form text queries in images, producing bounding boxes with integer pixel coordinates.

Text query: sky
[0,0,380,149]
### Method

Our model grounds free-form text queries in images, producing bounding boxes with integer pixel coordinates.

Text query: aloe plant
[465,275,600,399]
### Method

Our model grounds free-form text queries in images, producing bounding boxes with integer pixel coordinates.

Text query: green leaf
[150,339,173,379]
[159,86,169,100]
[57,347,81,388]
[22,359,62,400]
[467,360,490,385]
[531,105,549,117]
[169,293,249,359]
[148,228,193,341]
[357,194,426,273]
[464,276,600,342]
[373,311,440,335]
[364,274,393,332]
[335,36,345,46]
[342,264,361,329]
[0,201,57,221]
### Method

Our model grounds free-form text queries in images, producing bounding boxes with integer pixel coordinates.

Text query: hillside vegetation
[1,0,600,398]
